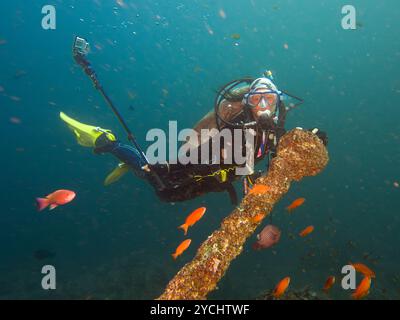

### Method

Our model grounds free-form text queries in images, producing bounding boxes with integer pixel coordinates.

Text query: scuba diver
[62,37,327,206]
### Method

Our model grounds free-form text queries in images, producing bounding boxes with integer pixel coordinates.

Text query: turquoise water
[0,0,399,299]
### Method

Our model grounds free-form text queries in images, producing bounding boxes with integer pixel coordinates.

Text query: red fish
[248,184,271,195]
[286,197,305,212]
[299,225,314,237]
[253,225,281,250]
[323,276,336,292]
[273,277,290,298]
[351,276,371,300]
[350,263,376,278]
[251,213,265,223]
[172,239,191,260]
[36,190,76,211]
[178,207,206,235]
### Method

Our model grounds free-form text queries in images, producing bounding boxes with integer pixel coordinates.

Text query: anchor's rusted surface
[158,129,329,300]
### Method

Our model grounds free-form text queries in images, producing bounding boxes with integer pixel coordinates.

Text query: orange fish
[178,207,206,235]
[251,213,265,223]
[36,189,76,211]
[323,276,336,292]
[350,263,376,278]
[351,276,371,300]
[248,184,271,195]
[299,225,314,237]
[286,197,305,212]
[273,277,290,298]
[172,239,192,260]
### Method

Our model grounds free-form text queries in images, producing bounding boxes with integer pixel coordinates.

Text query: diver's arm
[273,126,328,150]
[309,128,328,146]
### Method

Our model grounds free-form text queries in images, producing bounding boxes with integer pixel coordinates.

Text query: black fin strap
[225,183,238,206]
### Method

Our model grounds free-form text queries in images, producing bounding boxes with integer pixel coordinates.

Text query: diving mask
[244,89,280,115]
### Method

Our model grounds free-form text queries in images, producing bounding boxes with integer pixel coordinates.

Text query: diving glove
[310,128,328,146]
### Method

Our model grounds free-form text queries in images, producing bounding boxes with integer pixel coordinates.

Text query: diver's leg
[60,112,148,178]
[94,133,173,192]
[94,133,148,177]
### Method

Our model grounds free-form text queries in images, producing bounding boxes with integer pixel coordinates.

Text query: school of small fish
[171,207,206,260]
[33,182,377,299]
[263,195,376,299]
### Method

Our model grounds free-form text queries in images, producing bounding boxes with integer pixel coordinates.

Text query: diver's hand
[141,164,151,172]
[309,128,328,146]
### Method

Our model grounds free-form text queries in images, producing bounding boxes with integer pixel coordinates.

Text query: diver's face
[248,88,278,120]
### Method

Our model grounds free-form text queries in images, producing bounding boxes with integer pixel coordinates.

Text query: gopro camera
[73,36,90,55]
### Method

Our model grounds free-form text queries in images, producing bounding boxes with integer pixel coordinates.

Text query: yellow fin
[59,112,115,147]
[104,163,130,186]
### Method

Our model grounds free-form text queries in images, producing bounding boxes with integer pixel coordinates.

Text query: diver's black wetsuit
[143,103,289,205]
[95,99,327,205]
[94,109,282,205]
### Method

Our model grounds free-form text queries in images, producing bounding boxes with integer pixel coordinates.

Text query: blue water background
[0,0,399,299]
